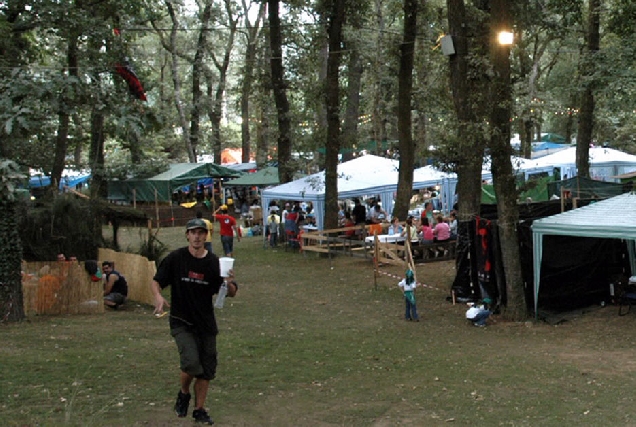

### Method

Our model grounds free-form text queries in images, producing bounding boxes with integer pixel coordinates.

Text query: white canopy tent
[413,165,456,213]
[520,147,636,182]
[262,155,399,230]
[261,155,454,230]
[480,155,558,183]
[531,192,636,316]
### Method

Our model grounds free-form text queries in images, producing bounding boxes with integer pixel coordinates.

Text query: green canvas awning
[224,166,305,187]
[225,166,280,187]
[108,163,242,203]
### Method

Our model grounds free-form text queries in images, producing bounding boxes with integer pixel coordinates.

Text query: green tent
[481,175,631,204]
[224,166,305,187]
[481,175,555,204]
[540,133,566,143]
[224,166,280,187]
[108,163,241,203]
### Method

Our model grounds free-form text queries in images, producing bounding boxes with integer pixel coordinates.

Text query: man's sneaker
[193,408,215,425]
[174,391,191,417]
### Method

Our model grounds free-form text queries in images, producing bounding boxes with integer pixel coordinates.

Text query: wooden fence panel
[99,248,157,305]
[21,261,104,316]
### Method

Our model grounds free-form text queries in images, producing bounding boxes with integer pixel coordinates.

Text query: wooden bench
[411,240,457,263]
[301,225,377,257]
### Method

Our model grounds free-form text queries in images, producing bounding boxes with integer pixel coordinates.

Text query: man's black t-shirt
[106,270,128,296]
[153,247,224,334]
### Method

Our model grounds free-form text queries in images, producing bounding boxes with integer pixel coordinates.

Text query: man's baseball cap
[186,218,208,231]
[220,204,228,210]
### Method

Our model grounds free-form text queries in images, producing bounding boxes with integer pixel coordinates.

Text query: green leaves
[0,159,26,202]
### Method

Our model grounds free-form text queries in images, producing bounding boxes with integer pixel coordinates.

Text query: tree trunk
[190,1,213,162]
[207,0,237,164]
[0,196,24,323]
[371,0,387,151]
[209,82,223,162]
[165,1,194,162]
[323,0,346,230]
[268,0,293,183]
[489,0,527,320]
[256,40,271,167]
[240,2,265,164]
[341,39,362,163]
[89,105,106,199]
[576,0,600,178]
[315,39,328,166]
[394,0,418,221]
[51,35,79,193]
[446,0,488,222]
[72,114,83,165]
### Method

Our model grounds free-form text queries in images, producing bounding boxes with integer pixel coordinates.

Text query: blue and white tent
[262,155,454,230]
[29,170,91,190]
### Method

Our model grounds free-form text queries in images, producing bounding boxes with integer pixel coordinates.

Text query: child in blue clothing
[398,269,419,321]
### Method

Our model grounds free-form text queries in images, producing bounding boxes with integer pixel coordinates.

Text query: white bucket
[219,257,235,277]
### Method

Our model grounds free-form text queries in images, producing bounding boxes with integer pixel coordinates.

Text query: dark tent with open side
[107,163,241,203]
[531,192,636,317]
[452,193,635,318]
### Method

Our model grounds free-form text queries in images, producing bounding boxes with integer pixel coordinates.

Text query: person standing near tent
[196,211,214,253]
[214,204,241,257]
[151,218,238,424]
[266,208,280,247]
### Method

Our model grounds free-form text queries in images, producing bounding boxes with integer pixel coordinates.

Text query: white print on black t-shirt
[185,270,210,286]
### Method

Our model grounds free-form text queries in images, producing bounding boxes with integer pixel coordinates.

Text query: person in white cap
[151,218,238,425]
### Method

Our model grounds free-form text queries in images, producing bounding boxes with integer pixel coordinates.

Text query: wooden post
[560,187,565,212]
[373,234,379,291]
[154,188,159,225]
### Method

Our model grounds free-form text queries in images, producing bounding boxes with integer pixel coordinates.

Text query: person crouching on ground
[398,269,419,321]
[151,218,238,425]
[102,261,128,309]
[465,300,492,327]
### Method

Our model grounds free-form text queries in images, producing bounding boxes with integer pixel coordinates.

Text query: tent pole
[155,188,159,226]
[260,188,267,248]
[373,234,379,291]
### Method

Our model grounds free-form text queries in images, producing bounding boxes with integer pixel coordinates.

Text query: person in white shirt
[398,269,419,321]
[465,300,491,327]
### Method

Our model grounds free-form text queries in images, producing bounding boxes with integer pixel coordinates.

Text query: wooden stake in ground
[373,234,379,291]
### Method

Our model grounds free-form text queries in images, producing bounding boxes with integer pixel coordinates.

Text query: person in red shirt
[213,204,241,257]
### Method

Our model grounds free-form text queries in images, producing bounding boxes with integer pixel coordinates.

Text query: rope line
[374,267,445,292]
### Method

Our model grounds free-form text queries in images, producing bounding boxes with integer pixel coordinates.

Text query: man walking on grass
[151,218,238,424]
[213,204,241,257]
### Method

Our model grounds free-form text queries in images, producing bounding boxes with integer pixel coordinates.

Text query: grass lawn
[3,226,636,426]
